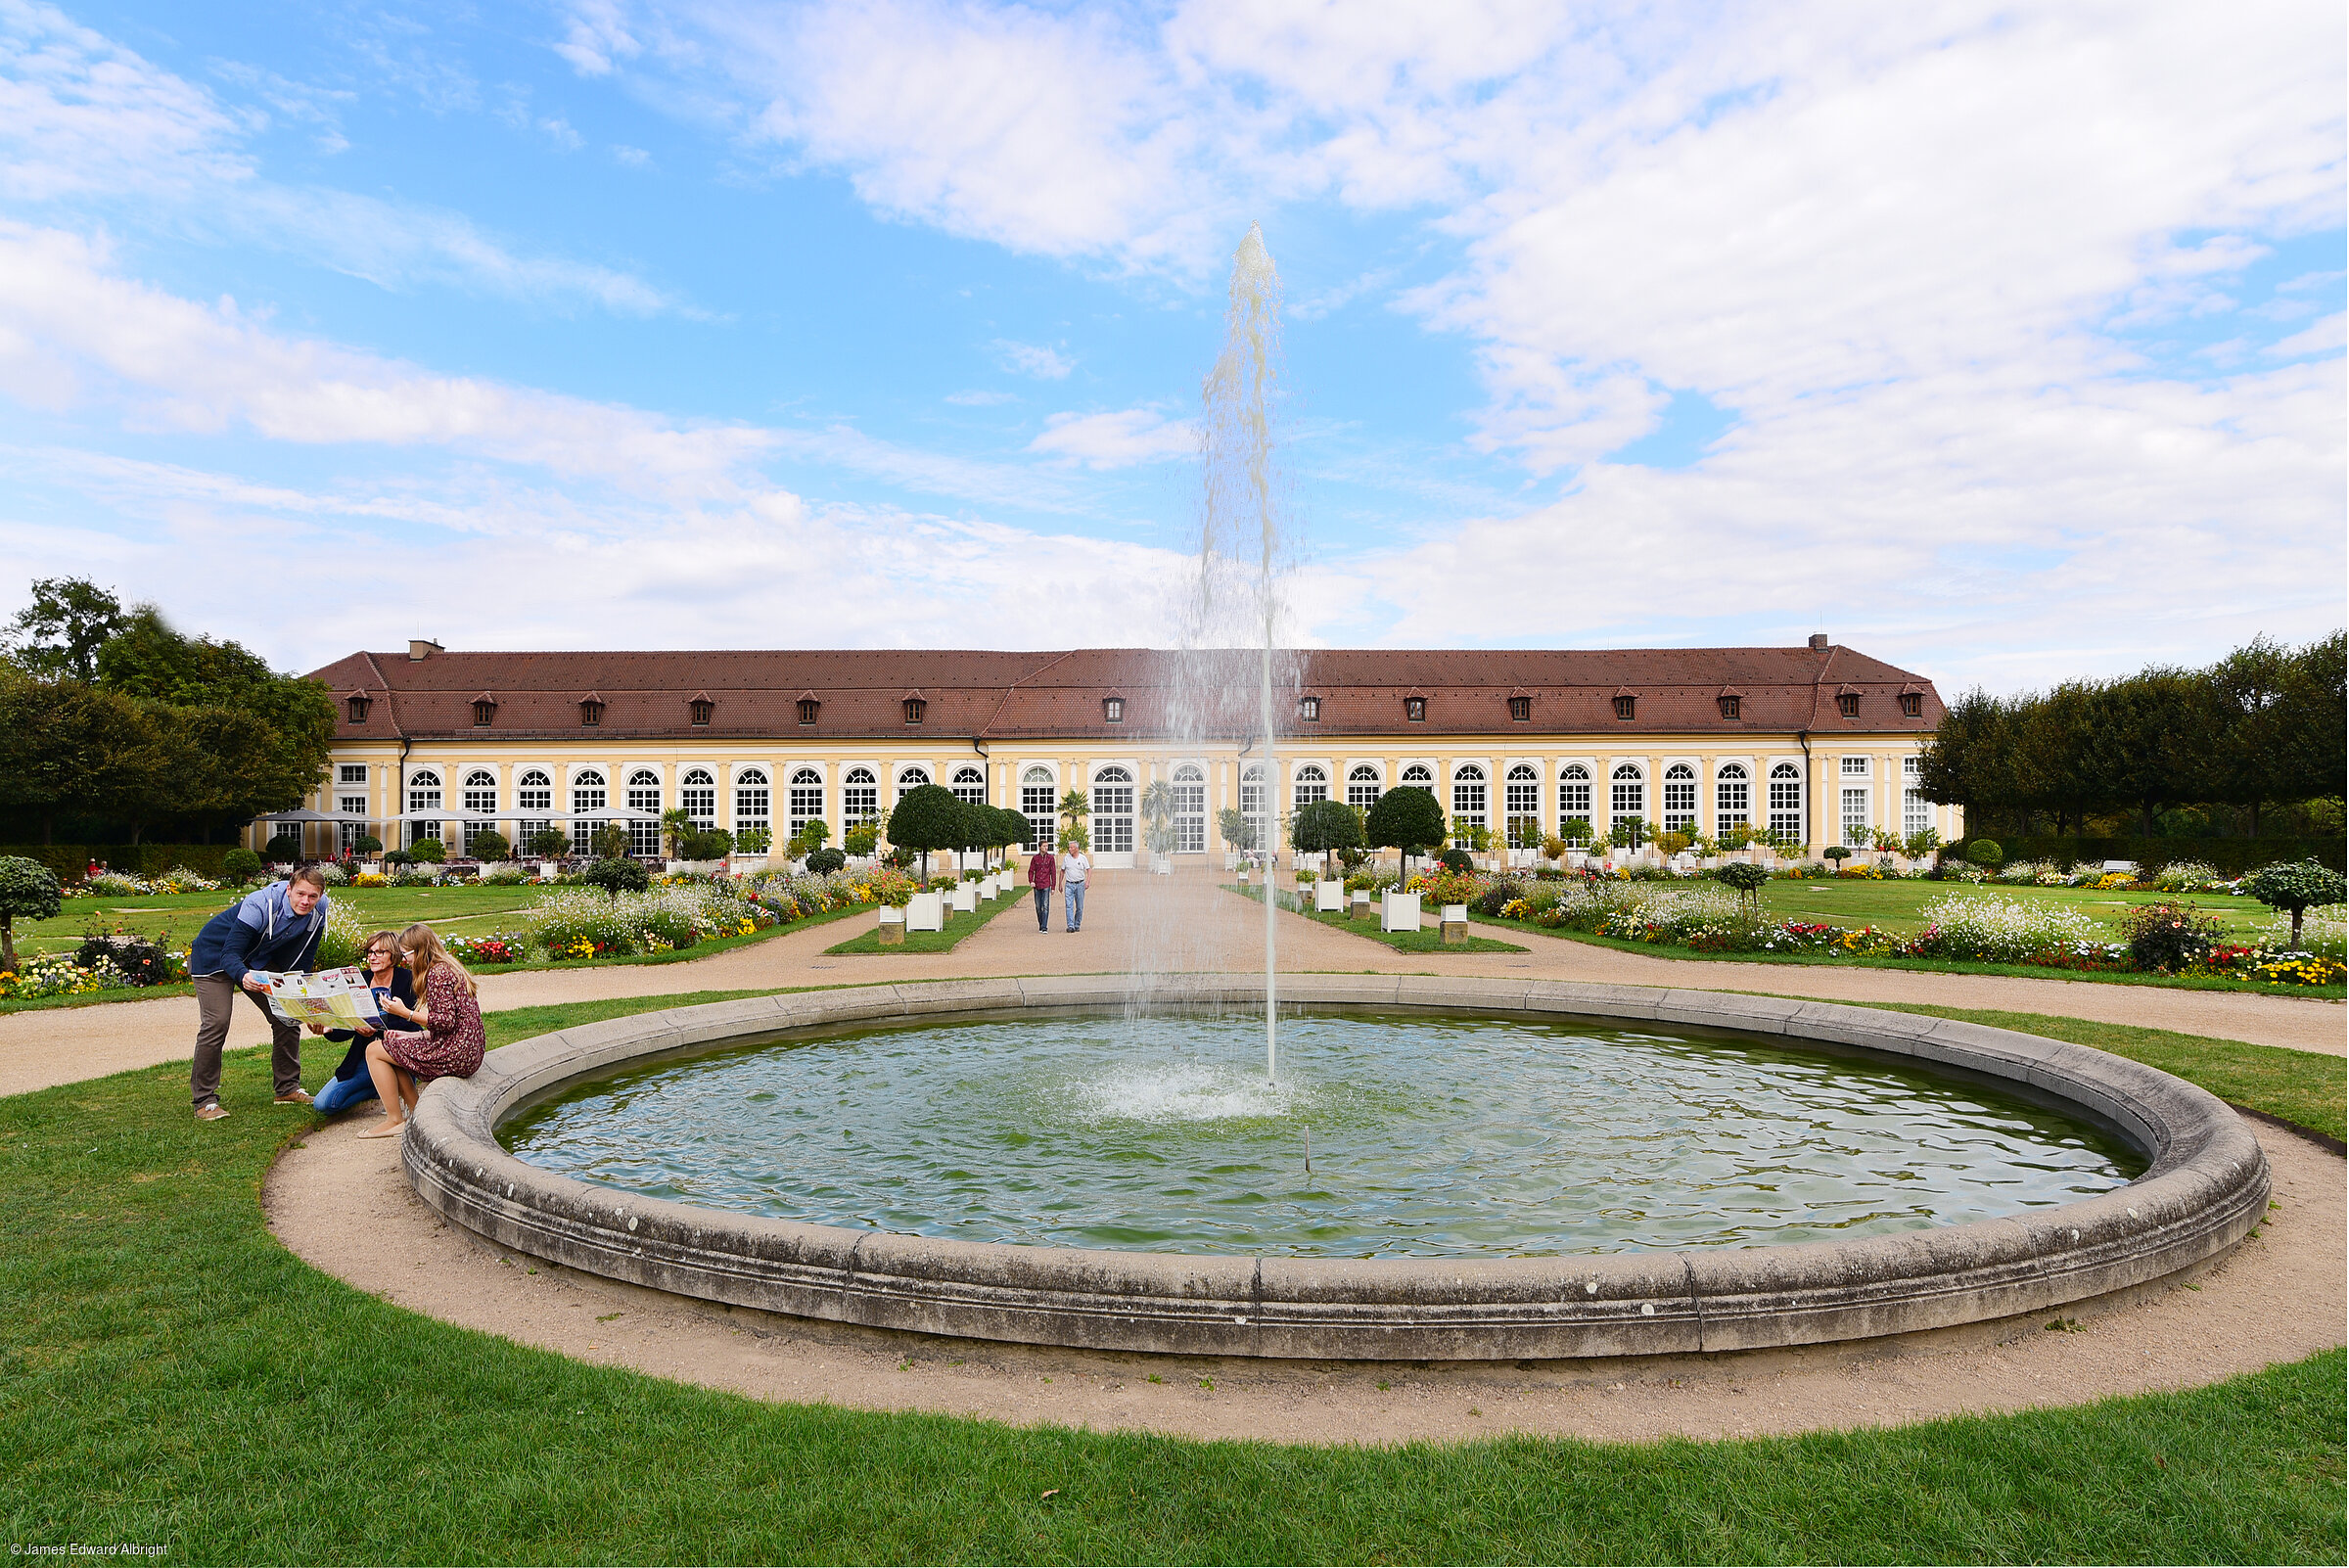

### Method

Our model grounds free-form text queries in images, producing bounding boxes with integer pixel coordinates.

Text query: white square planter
[905,892,945,932]
[1381,891,1422,933]
[1314,880,1346,913]
[952,884,978,913]
[876,906,904,945]
[537,861,560,881]
[1441,901,1469,943]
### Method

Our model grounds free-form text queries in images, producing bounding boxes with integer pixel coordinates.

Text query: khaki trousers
[192,974,304,1106]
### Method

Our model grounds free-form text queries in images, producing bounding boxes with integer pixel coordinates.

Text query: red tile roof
[307,645,1945,742]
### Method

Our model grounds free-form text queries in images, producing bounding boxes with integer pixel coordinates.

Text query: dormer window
[345,694,372,724]
[1405,696,1427,722]
[1613,694,1636,720]
[689,699,714,726]
[1837,693,1861,718]
[1507,695,1531,722]
[1103,697,1124,723]
[903,698,925,725]
[471,698,496,727]
[797,698,820,725]
[1299,696,1320,722]
[579,698,604,727]
[1900,693,1923,718]
[1719,695,1741,719]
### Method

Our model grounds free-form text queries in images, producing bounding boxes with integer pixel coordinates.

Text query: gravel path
[6,870,2337,1098]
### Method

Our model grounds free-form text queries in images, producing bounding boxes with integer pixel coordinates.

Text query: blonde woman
[357,923,486,1140]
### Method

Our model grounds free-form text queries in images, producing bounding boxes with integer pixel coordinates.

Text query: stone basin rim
[400,976,2271,1360]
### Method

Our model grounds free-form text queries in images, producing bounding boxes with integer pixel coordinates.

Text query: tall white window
[569,769,606,854]
[950,765,987,806]
[627,768,662,857]
[734,768,770,841]
[1172,764,1206,853]
[1903,756,1931,838]
[843,766,879,826]
[338,763,369,853]
[1715,763,1750,832]
[1839,756,1871,848]
[1293,763,1328,807]
[1239,762,1271,851]
[1769,762,1804,843]
[517,769,553,849]
[680,767,715,828]
[1091,766,1135,854]
[1558,764,1592,839]
[462,769,498,855]
[1451,762,1488,846]
[896,764,931,803]
[1609,762,1645,842]
[789,768,824,840]
[1020,765,1056,851]
[406,768,442,850]
[1346,764,1382,809]
[1504,763,1541,847]
[1662,763,1697,834]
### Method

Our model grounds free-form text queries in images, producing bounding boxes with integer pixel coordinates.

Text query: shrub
[888,785,968,878]
[408,839,447,864]
[0,856,63,973]
[73,932,181,987]
[480,865,531,886]
[1438,848,1474,874]
[805,848,847,875]
[309,861,349,886]
[526,828,572,859]
[582,857,651,894]
[1965,839,2004,868]
[1911,895,2096,964]
[681,827,734,861]
[1364,787,1445,869]
[1712,860,1772,915]
[2240,860,2349,949]
[221,848,262,884]
[1468,877,1523,917]
[842,822,880,856]
[2123,900,2227,973]
[589,823,630,860]
[1823,845,1852,865]
[468,829,511,862]
[734,826,772,854]
[2149,859,2222,893]
[352,834,383,856]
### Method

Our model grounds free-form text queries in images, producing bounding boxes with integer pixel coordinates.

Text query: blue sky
[0,0,2340,690]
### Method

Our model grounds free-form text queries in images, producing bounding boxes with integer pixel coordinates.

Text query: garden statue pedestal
[1441,902,1469,943]
[877,907,904,945]
[1352,888,1372,919]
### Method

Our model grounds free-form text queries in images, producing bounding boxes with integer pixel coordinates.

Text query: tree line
[0,578,335,845]
[1917,631,2345,840]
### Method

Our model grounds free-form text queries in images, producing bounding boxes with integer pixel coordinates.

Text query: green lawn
[26,884,551,955]
[1227,883,1528,954]
[1754,877,2274,939]
[824,889,1029,954]
[0,994,2339,1563]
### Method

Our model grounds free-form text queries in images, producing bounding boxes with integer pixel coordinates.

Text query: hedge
[0,845,242,883]
[1954,835,2345,877]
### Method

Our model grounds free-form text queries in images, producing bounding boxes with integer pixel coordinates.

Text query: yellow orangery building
[272,637,1958,866]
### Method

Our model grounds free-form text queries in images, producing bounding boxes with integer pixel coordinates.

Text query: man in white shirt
[1058,844,1090,933]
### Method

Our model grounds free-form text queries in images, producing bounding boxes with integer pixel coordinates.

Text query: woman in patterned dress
[356,923,485,1140]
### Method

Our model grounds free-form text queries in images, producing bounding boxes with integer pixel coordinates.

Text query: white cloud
[944,389,1017,406]
[2271,313,2346,358]
[1029,407,1196,468]
[989,339,1075,379]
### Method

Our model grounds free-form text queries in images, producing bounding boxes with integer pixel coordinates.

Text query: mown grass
[1751,878,2275,939]
[1226,883,1527,954]
[2,1037,2342,1564]
[24,883,550,953]
[823,890,1030,955]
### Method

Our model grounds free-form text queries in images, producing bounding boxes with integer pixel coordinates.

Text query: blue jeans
[313,1071,379,1115]
[1033,886,1052,929]
[1064,881,1086,930]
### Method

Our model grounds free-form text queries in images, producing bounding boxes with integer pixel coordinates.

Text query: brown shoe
[195,1103,230,1122]
[274,1088,314,1106]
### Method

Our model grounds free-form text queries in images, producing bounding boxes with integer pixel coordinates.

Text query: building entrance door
[1091,766,1135,868]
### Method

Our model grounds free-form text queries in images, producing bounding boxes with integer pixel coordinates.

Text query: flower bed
[69,867,221,898]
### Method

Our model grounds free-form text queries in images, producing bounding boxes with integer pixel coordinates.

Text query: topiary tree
[1364,785,1445,877]
[352,834,383,857]
[887,784,967,881]
[0,855,62,974]
[1217,807,1256,853]
[263,832,302,862]
[409,838,447,863]
[1823,844,1853,868]
[1290,798,1364,874]
[1438,848,1474,873]
[469,829,511,862]
[1714,859,1772,917]
[992,806,1032,857]
[2240,859,2347,949]
[1966,838,2004,868]
[805,847,847,875]
[582,857,649,894]
[221,847,262,884]
[526,827,571,859]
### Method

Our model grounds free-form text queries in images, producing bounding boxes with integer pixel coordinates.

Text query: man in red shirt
[1026,841,1057,932]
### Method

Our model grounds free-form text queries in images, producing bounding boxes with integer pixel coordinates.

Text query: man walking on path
[1026,843,1057,932]
[1060,843,1091,933]
[187,865,331,1119]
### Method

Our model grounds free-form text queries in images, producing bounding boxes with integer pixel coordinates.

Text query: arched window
[569,768,606,854]
[627,768,662,857]
[1401,762,1433,787]
[734,767,769,841]
[1346,763,1382,809]
[462,769,497,856]
[950,765,986,806]
[1609,762,1644,844]
[1662,762,1697,834]
[1171,763,1206,853]
[1091,765,1134,855]
[406,768,442,814]
[896,764,931,800]
[1293,762,1328,808]
[1239,762,1271,851]
[680,767,715,828]
[1557,763,1591,837]
[1715,762,1750,832]
[517,768,553,848]
[1020,764,1056,851]
[1451,762,1488,846]
[843,766,879,827]
[788,768,823,841]
[1769,761,1804,843]
[1503,763,1541,848]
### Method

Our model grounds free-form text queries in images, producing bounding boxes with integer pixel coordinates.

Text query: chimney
[409,638,443,661]
[1808,633,1829,650]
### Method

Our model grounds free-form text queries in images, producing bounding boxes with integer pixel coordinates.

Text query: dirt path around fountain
[3,869,2339,1102]
[265,1115,2342,1446]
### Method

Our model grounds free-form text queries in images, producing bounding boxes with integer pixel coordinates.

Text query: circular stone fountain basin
[402,977,2270,1360]
[497,1011,2142,1259]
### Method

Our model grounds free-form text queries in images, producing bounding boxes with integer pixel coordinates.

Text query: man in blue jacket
[188,865,331,1120]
